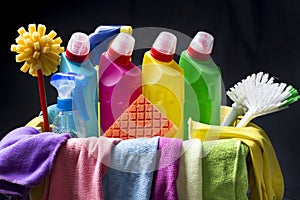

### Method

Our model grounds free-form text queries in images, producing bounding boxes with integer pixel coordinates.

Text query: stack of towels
[0,120,283,200]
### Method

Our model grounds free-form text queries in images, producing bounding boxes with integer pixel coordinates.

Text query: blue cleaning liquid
[59,32,98,137]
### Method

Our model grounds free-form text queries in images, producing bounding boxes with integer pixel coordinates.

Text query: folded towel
[0,126,70,200]
[202,138,249,200]
[189,118,284,200]
[102,137,159,200]
[43,136,120,200]
[177,139,202,200]
[150,137,182,200]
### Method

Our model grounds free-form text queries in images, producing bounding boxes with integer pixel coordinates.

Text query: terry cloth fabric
[42,136,120,200]
[176,139,202,200]
[0,126,70,200]
[189,118,285,200]
[150,137,182,200]
[102,137,159,200]
[202,138,249,200]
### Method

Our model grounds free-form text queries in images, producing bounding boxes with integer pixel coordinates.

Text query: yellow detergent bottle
[142,31,184,139]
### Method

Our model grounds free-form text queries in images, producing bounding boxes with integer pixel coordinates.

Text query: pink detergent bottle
[98,32,142,134]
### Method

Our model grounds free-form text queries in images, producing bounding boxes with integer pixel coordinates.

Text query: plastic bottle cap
[66,32,90,63]
[120,26,132,35]
[187,31,214,60]
[109,32,135,56]
[57,98,73,111]
[150,31,177,62]
[107,32,135,65]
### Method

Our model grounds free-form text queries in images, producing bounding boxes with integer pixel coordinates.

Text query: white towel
[177,139,202,200]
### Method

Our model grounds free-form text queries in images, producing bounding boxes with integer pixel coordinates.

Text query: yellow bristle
[24,48,33,55]
[10,45,18,52]
[51,67,58,73]
[22,32,30,39]
[40,62,51,76]
[48,30,57,39]
[16,53,30,62]
[50,44,60,51]
[33,42,40,51]
[37,24,46,37]
[20,62,31,73]
[42,46,50,53]
[40,36,50,46]
[52,37,62,44]
[15,36,26,46]
[16,45,26,53]
[17,27,26,36]
[40,54,58,67]
[50,46,64,54]
[28,24,36,35]
[31,61,40,70]
[47,65,57,75]
[31,32,40,42]
[32,51,40,59]
[29,67,37,77]
[47,51,60,61]
[44,60,58,73]
[56,47,65,54]
[25,38,33,47]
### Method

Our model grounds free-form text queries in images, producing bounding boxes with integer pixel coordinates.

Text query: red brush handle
[37,69,50,132]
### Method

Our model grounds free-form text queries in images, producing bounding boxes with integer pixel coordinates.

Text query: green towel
[202,138,249,200]
[177,139,202,200]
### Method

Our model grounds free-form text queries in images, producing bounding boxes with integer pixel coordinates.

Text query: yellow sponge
[10,24,64,77]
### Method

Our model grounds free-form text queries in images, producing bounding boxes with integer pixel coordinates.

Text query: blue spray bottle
[44,27,133,136]
[59,32,98,137]
[44,27,132,129]
[51,72,88,138]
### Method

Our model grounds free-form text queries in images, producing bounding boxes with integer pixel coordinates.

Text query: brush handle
[37,69,50,132]
[236,110,254,128]
[236,106,289,128]
[222,103,244,126]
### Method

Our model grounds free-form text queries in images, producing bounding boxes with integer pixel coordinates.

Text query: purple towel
[0,126,70,199]
[150,137,182,200]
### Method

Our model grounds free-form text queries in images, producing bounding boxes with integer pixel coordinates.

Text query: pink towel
[42,136,120,200]
[150,137,182,200]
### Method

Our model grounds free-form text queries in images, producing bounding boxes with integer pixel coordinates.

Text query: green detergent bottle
[179,31,221,140]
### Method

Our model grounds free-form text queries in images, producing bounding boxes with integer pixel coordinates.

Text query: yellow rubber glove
[189,106,284,200]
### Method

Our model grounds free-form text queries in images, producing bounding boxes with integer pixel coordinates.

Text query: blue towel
[0,126,70,200]
[102,136,159,200]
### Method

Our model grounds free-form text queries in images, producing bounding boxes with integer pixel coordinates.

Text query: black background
[0,0,299,199]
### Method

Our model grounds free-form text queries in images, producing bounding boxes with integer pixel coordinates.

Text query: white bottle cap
[67,32,90,56]
[189,31,214,55]
[152,31,177,55]
[109,32,135,56]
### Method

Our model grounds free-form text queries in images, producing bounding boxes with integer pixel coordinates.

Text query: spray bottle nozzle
[50,72,76,99]
[50,72,89,121]
[89,25,133,50]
